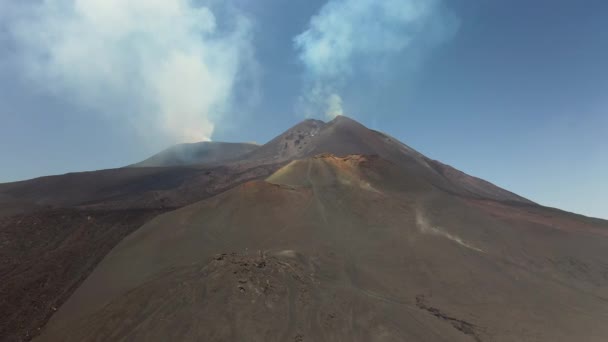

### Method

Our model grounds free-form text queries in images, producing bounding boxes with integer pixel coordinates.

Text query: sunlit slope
[245,116,533,205]
[38,154,608,342]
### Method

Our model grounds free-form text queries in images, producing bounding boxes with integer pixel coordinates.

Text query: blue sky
[0,0,606,219]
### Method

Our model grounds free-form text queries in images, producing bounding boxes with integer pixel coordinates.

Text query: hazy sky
[0,0,606,219]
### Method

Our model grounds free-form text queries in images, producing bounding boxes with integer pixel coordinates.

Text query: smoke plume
[6,0,255,143]
[294,0,459,119]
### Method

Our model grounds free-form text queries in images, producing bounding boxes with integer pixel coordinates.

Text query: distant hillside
[130,141,259,167]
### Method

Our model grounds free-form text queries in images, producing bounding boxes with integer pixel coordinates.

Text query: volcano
[2,116,607,341]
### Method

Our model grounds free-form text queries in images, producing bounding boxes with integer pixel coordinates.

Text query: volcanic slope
[130,141,259,168]
[0,161,282,341]
[37,154,608,342]
[242,116,533,205]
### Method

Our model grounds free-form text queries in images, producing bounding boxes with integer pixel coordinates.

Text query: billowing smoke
[6,0,255,143]
[294,0,459,119]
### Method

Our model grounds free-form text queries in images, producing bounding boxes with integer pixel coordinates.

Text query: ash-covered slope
[130,141,259,168]
[38,154,608,342]
[1,115,602,341]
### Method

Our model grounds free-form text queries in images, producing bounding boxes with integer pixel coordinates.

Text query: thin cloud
[6,0,256,143]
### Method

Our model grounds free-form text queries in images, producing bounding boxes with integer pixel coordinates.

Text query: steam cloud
[294,0,459,119]
[6,0,255,143]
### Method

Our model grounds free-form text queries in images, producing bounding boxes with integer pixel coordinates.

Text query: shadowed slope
[37,154,608,342]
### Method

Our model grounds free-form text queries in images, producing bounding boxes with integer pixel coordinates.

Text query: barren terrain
[2,116,607,341]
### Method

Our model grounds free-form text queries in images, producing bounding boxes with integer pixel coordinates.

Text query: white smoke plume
[325,93,344,119]
[6,0,255,143]
[294,0,459,119]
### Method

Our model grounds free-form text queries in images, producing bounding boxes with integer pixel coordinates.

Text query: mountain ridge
[129,141,259,168]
